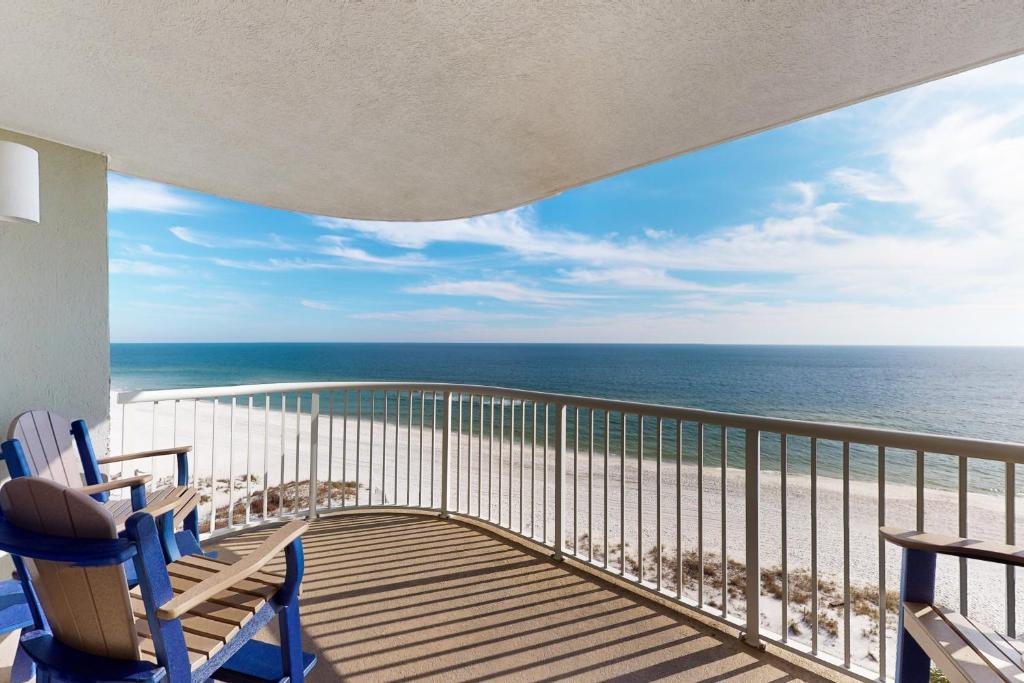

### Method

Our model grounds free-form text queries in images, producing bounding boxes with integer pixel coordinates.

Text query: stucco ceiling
[1,2,1022,221]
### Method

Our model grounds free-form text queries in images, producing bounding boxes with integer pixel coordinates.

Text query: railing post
[440,391,452,518]
[553,403,567,560]
[744,428,762,648]
[308,392,319,520]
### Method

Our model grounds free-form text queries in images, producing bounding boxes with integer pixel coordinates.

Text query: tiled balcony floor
[211,512,833,682]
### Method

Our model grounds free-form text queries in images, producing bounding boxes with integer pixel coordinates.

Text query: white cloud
[300,299,336,311]
[108,175,205,214]
[351,307,535,322]
[405,279,600,306]
[109,259,178,276]
[170,226,298,251]
[832,105,1024,233]
[316,235,431,268]
[557,267,755,294]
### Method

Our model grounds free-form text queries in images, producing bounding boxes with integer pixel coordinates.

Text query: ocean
[111,343,1024,491]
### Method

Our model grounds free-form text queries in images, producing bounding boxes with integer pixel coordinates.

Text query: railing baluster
[419,391,425,506]
[574,408,579,554]
[356,391,362,506]
[294,394,301,513]
[393,392,400,506]
[781,434,788,642]
[605,411,611,570]
[698,423,704,607]
[842,440,850,667]
[720,426,727,618]
[382,392,388,505]
[916,449,925,531]
[263,395,269,519]
[279,395,286,516]
[500,398,505,527]
[510,399,516,530]
[309,393,320,518]
[489,396,495,522]
[455,392,461,513]
[441,391,452,516]
[246,395,253,524]
[369,392,375,506]
[554,402,567,560]
[191,400,199,489]
[656,417,663,592]
[540,403,548,540]
[431,392,437,508]
[341,391,348,508]
[590,409,595,563]
[228,397,235,527]
[326,393,334,510]
[676,419,683,598]
[407,391,413,507]
[878,445,887,681]
[959,454,968,616]
[210,398,218,534]
[638,415,644,583]
[744,428,760,647]
[1007,462,1016,637]
[520,400,526,534]
[531,401,537,537]
[620,411,625,576]
[811,437,818,655]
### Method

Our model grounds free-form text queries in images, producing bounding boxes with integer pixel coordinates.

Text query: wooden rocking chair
[2,410,202,554]
[0,477,316,683]
[883,526,1024,682]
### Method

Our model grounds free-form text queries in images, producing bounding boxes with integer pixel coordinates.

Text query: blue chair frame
[0,506,315,683]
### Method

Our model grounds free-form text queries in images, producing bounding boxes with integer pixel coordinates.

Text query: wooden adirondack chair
[0,477,315,683]
[883,526,1024,682]
[1,410,201,553]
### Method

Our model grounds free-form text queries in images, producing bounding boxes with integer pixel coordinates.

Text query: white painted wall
[0,127,109,470]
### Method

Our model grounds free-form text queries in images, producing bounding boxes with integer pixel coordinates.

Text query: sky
[109,56,1024,345]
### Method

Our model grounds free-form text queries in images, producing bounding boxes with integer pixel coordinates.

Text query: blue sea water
[111,343,1024,490]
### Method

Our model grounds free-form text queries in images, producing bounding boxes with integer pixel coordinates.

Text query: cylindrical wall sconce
[0,141,40,224]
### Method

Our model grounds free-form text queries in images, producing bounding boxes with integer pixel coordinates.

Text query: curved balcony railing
[114,381,1024,682]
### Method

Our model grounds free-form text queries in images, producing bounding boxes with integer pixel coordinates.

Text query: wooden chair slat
[130,596,239,642]
[943,609,1024,679]
[167,557,279,598]
[176,553,285,587]
[165,573,265,614]
[904,602,1006,683]
[134,617,223,660]
[9,411,82,488]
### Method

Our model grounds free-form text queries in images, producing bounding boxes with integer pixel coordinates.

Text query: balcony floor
[210,512,831,682]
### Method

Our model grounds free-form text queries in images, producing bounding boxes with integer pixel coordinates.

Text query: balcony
[112,381,1024,682]
[210,512,825,681]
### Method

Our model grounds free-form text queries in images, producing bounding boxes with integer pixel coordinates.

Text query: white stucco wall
[0,127,109,468]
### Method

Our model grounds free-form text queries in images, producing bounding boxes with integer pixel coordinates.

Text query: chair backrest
[0,477,140,660]
[7,410,85,488]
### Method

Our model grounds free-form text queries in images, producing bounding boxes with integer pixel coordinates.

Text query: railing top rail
[116,380,1024,462]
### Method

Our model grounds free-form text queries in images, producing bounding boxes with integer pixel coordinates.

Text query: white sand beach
[112,394,1024,675]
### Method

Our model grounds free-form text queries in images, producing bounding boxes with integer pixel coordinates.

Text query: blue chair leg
[895,547,936,683]
[279,597,305,683]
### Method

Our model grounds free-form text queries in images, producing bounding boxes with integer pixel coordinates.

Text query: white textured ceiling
[1,2,1022,221]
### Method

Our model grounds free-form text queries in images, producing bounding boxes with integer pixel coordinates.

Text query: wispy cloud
[300,299,336,311]
[316,236,431,268]
[170,226,297,251]
[405,279,601,305]
[557,267,756,294]
[109,175,206,214]
[351,307,536,322]
[109,259,178,276]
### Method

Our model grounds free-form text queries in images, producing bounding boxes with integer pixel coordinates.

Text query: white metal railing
[114,381,1024,682]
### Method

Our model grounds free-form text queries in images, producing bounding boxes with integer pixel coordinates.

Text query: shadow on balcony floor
[210,512,830,682]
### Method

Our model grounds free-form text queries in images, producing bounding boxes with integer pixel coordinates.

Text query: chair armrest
[97,445,192,465]
[881,527,1024,567]
[157,520,308,619]
[138,495,182,521]
[76,475,152,495]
